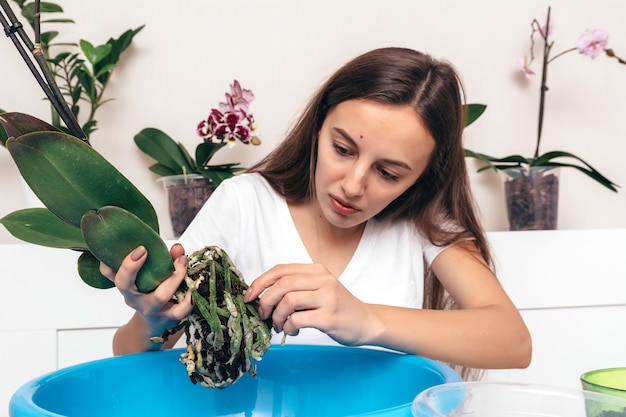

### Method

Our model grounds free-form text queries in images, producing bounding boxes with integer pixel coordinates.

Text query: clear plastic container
[412,381,626,417]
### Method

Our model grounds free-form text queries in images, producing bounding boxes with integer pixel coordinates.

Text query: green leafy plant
[464,6,623,192]
[135,80,261,186]
[0,0,271,388]
[0,0,143,142]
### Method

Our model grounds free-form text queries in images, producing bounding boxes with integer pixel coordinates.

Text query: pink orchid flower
[218,80,255,115]
[576,29,609,59]
[518,56,536,78]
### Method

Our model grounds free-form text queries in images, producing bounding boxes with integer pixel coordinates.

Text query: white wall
[2,230,625,413]
[1,0,625,241]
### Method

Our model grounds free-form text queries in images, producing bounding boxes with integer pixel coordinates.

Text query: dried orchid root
[152,246,272,388]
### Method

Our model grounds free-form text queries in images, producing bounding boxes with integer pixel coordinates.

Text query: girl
[105,47,531,379]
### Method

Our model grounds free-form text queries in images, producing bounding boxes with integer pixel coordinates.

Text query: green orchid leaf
[0,208,87,250]
[81,206,174,293]
[465,149,536,174]
[134,128,194,174]
[533,151,619,192]
[178,142,198,172]
[0,112,60,140]
[464,103,487,127]
[196,141,227,167]
[6,129,159,232]
[148,163,179,177]
[201,170,235,186]
[0,109,6,146]
[77,251,115,289]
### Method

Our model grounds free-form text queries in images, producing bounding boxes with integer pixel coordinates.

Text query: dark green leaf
[0,109,6,146]
[78,39,94,62]
[134,128,195,174]
[178,142,198,171]
[75,66,96,99]
[196,141,226,167]
[533,151,619,192]
[108,25,145,63]
[49,51,71,65]
[0,112,59,139]
[40,18,74,24]
[40,31,59,45]
[202,170,234,186]
[0,208,86,250]
[82,119,98,136]
[464,103,487,127]
[6,129,160,232]
[149,163,179,177]
[81,206,174,293]
[77,252,115,289]
[21,2,63,25]
[71,84,82,104]
[80,40,112,65]
[94,63,115,79]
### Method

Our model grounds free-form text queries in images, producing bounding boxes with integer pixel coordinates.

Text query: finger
[169,289,194,321]
[282,309,319,336]
[115,246,148,291]
[270,290,320,329]
[169,243,185,259]
[244,263,312,302]
[256,274,322,318]
[99,262,116,282]
[152,255,188,303]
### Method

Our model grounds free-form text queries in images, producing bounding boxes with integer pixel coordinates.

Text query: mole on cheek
[359,134,364,139]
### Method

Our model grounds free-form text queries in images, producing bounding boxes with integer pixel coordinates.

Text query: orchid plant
[0,0,271,387]
[134,80,261,186]
[465,6,624,192]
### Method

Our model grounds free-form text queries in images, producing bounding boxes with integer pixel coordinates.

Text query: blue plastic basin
[10,345,460,417]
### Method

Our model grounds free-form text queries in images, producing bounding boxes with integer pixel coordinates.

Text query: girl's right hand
[100,243,193,337]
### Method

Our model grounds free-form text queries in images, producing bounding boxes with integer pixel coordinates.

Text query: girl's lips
[330,196,359,215]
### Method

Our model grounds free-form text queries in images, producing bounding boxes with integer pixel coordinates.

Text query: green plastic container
[581,367,626,399]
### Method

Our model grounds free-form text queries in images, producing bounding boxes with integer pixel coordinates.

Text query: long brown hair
[250,47,491,379]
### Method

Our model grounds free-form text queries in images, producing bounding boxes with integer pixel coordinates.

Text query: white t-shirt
[178,173,447,345]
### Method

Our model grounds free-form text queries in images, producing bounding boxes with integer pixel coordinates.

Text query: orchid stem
[535,6,551,160]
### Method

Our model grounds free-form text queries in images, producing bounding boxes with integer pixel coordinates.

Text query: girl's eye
[378,167,399,182]
[333,143,352,156]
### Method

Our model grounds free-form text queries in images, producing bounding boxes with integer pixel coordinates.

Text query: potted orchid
[465,7,624,230]
[134,80,261,236]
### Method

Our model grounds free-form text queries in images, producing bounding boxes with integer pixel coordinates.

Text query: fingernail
[130,246,146,261]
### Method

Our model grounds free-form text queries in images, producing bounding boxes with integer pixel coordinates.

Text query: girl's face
[314,99,435,230]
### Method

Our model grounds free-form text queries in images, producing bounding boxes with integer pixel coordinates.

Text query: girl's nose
[341,164,366,197]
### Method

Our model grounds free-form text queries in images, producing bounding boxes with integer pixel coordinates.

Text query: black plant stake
[0,0,87,142]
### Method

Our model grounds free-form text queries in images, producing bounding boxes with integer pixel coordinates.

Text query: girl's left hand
[243,263,378,346]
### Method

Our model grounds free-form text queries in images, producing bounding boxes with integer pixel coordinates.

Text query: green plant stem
[0,0,86,142]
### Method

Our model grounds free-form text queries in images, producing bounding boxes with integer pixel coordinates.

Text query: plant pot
[157,174,216,238]
[501,166,560,231]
